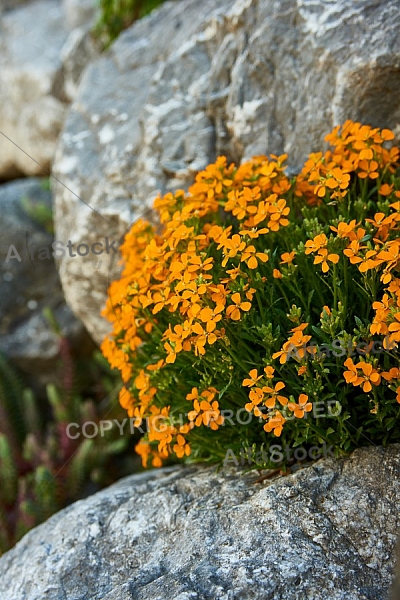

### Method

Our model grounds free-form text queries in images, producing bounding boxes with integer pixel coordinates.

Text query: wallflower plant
[102,121,400,469]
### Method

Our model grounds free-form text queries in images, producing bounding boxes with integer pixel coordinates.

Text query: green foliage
[94,0,169,48]
[20,190,54,235]
[0,336,135,555]
[101,121,400,471]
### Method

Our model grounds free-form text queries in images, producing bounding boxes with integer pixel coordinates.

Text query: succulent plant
[0,333,136,555]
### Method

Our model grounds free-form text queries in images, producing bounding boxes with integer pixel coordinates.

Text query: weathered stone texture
[0,445,399,599]
[51,0,400,343]
[0,0,97,179]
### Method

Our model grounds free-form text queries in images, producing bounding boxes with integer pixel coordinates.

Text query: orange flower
[198,304,224,332]
[191,323,218,355]
[358,250,381,273]
[344,358,381,392]
[135,441,164,468]
[243,369,263,387]
[267,198,290,231]
[264,366,275,378]
[314,167,350,197]
[226,292,252,321]
[245,387,265,415]
[343,240,366,264]
[173,434,191,458]
[263,410,286,437]
[272,329,312,364]
[262,381,288,408]
[280,251,296,264]
[253,200,271,225]
[396,386,400,404]
[305,233,328,254]
[379,183,394,197]
[186,387,200,402]
[313,248,339,273]
[288,394,312,418]
[219,234,246,267]
[376,242,400,284]
[357,362,381,392]
[343,357,364,387]
[358,159,379,179]
[188,397,224,430]
[330,219,358,239]
[240,245,269,269]
[382,368,400,382]
[388,313,400,341]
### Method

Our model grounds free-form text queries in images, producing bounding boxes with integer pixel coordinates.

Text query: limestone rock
[0,1,68,178]
[0,178,89,380]
[0,0,98,179]
[52,0,400,344]
[61,26,100,103]
[62,0,97,30]
[0,445,399,599]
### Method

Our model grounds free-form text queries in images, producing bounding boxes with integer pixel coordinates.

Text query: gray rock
[52,0,400,344]
[391,539,400,600]
[0,445,399,599]
[0,0,31,13]
[0,1,69,178]
[0,0,99,179]
[0,178,89,378]
[62,0,97,30]
[61,27,100,102]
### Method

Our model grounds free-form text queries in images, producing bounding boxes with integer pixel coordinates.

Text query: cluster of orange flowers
[296,120,398,202]
[131,385,224,467]
[102,120,400,464]
[343,360,400,406]
[305,233,339,273]
[102,154,294,464]
[243,366,312,436]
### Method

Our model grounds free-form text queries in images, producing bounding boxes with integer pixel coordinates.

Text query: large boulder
[0,0,97,179]
[0,178,91,383]
[0,445,399,599]
[52,0,400,345]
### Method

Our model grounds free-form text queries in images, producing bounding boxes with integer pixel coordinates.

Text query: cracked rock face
[52,0,400,344]
[0,445,399,599]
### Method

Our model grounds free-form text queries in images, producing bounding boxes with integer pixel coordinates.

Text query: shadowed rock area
[0,178,90,382]
[0,444,399,599]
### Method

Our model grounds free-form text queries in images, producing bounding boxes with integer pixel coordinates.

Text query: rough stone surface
[62,0,97,30]
[61,27,99,103]
[0,445,399,599]
[0,1,69,178]
[0,178,90,379]
[52,0,400,344]
[0,0,98,179]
